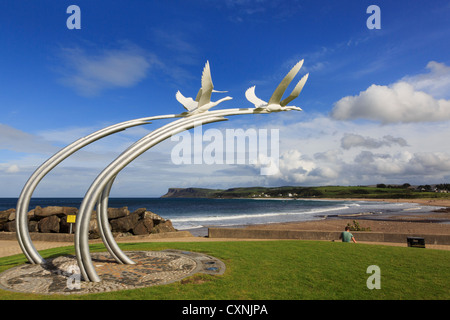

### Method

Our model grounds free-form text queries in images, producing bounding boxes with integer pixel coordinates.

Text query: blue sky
[1,0,450,197]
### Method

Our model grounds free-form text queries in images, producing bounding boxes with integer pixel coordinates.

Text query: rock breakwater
[0,206,176,239]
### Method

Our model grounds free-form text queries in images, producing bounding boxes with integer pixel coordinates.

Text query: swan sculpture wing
[280,73,309,107]
[245,86,267,108]
[198,61,214,108]
[176,90,198,111]
[268,59,304,105]
[194,88,203,101]
[176,62,213,112]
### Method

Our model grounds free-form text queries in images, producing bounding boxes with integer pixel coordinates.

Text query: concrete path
[0,234,275,259]
[0,240,74,258]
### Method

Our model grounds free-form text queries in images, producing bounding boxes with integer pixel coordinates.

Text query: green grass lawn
[0,240,449,300]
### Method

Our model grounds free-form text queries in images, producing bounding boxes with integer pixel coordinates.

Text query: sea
[1,197,444,236]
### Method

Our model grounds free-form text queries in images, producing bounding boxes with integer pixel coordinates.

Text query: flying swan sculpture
[245,59,309,112]
[176,61,232,115]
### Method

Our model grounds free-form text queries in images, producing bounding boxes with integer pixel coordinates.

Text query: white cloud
[272,149,317,183]
[402,61,450,99]
[58,45,158,96]
[6,164,20,173]
[239,114,450,186]
[314,149,343,163]
[331,62,450,123]
[409,152,450,173]
[346,150,450,181]
[270,145,450,186]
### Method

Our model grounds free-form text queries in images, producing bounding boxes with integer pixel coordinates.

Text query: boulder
[29,221,39,233]
[0,209,14,223]
[4,220,39,233]
[132,208,147,216]
[132,217,154,235]
[151,220,176,234]
[63,207,78,216]
[38,215,60,233]
[0,210,10,231]
[59,216,71,233]
[88,219,101,239]
[27,209,37,221]
[143,211,164,221]
[4,221,16,232]
[109,212,139,233]
[107,207,129,220]
[35,206,77,218]
[8,209,16,221]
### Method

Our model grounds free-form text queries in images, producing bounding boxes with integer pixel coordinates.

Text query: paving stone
[0,250,225,295]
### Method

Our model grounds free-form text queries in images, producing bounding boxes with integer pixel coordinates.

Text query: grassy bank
[311,186,450,199]
[1,241,449,300]
[162,185,450,200]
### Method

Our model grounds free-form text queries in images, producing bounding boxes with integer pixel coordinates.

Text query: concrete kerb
[207,228,450,245]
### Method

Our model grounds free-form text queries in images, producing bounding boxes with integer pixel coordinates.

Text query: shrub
[346,220,371,231]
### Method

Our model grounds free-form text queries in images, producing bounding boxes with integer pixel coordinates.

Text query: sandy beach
[243,198,450,236]
[313,197,450,207]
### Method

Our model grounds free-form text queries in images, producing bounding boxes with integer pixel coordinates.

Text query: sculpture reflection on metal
[15,60,308,282]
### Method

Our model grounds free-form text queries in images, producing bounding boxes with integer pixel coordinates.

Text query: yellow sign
[67,215,76,224]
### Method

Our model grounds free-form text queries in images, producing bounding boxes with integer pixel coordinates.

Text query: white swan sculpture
[245,59,309,112]
[176,61,232,114]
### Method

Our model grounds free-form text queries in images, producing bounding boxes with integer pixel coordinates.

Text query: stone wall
[0,206,176,239]
[207,227,450,245]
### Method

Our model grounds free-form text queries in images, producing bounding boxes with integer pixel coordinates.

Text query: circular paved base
[0,250,225,295]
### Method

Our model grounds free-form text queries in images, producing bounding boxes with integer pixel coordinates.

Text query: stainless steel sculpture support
[75,108,275,282]
[96,175,136,264]
[15,115,179,265]
[74,114,228,281]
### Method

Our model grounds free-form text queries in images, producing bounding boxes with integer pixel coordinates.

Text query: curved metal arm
[15,115,179,264]
[74,108,272,282]
[89,109,266,267]
[96,175,136,265]
[74,113,236,281]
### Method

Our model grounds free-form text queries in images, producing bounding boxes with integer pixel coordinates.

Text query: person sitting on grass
[339,226,357,243]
